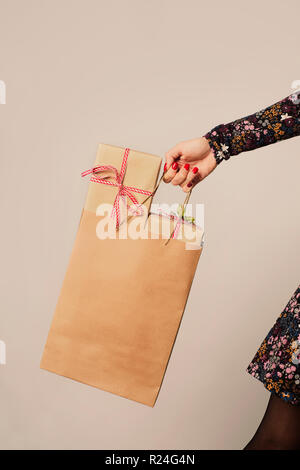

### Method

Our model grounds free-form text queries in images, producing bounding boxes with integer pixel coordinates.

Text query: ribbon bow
[81,148,152,229]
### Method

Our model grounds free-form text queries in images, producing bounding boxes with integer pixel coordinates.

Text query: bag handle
[125,172,193,245]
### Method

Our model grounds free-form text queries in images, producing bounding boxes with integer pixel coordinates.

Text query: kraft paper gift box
[83,143,162,215]
[40,144,203,407]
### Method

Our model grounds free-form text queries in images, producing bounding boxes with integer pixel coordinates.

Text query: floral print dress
[204,90,300,405]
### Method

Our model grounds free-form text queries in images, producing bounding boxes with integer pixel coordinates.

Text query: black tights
[244,393,300,450]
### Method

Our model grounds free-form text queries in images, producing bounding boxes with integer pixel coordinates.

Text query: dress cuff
[203,125,233,165]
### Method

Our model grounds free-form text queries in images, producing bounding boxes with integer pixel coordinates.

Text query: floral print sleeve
[204,91,300,164]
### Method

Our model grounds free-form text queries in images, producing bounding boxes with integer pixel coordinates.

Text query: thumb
[164,143,183,171]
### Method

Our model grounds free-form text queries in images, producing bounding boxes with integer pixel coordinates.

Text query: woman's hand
[163,137,217,192]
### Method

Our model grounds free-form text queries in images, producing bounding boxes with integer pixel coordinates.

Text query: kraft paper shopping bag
[40,144,203,406]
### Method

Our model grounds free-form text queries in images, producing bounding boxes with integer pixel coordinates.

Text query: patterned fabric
[204,91,300,165]
[204,90,300,405]
[247,286,300,405]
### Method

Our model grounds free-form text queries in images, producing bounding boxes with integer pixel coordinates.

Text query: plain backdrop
[0,0,299,450]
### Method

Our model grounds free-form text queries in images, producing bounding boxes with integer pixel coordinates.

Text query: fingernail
[172,162,178,170]
[187,182,193,187]
[164,163,167,172]
[192,167,198,174]
[184,163,190,171]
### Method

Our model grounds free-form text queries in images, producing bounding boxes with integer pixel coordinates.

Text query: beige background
[0,0,299,450]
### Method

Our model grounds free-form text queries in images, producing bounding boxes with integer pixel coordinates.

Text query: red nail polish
[164,163,167,172]
[187,182,193,187]
[172,162,178,170]
[192,167,198,174]
[184,163,190,171]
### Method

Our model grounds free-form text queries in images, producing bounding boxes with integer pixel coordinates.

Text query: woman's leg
[244,393,300,450]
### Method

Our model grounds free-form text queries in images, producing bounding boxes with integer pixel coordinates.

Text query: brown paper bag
[40,144,202,407]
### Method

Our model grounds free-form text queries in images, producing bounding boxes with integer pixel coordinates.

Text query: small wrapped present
[145,205,204,249]
[83,144,162,222]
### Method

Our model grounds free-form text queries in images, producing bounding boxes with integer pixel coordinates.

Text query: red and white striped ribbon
[81,148,152,228]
